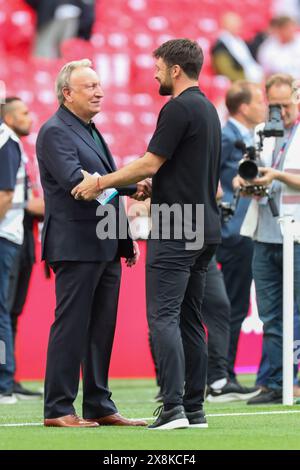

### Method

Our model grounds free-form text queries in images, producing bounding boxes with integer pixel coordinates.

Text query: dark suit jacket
[220,120,251,245]
[36,106,133,262]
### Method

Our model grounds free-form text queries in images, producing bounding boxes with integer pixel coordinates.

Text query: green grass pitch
[0,375,300,450]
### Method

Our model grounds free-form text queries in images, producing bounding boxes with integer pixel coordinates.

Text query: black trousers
[216,237,253,380]
[146,239,216,410]
[44,260,121,419]
[149,256,231,389]
[202,256,231,385]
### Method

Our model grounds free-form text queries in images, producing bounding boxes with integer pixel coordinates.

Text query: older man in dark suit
[37,59,149,427]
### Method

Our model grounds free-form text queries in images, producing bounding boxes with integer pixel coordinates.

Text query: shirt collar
[229,117,253,140]
[61,104,94,131]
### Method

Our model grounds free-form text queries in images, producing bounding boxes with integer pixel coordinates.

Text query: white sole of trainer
[189,423,208,428]
[0,395,17,405]
[206,390,260,403]
[15,394,42,401]
[149,418,189,430]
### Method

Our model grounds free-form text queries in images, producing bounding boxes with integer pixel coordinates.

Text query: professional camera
[238,104,284,181]
[263,104,285,137]
[235,104,284,217]
[239,184,279,217]
[236,143,258,180]
[218,190,240,223]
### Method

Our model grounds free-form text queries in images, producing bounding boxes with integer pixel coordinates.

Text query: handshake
[71,170,152,202]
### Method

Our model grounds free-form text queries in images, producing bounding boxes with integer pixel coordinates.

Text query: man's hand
[232,175,256,197]
[125,240,140,267]
[251,167,278,187]
[235,168,273,200]
[71,170,100,201]
[26,197,45,216]
[0,190,13,220]
[131,178,152,201]
[232,175,249,191]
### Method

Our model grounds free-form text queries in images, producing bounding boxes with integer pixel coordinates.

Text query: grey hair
[55,58,92,105]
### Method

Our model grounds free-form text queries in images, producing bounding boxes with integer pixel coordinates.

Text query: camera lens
[238,159,258,180]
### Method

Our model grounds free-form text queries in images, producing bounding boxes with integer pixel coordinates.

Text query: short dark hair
[225,80,258,115]
[0,96,22,119]
[153,39,204,80]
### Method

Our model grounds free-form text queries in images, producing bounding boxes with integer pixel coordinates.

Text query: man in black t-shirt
[72,39,222,429]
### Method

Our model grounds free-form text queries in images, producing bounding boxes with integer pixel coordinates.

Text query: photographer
[216,81,266,398]
[241,73,300,404]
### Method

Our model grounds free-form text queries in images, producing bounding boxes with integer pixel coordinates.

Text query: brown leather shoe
[44,414,99,428]
[87,413,147,426]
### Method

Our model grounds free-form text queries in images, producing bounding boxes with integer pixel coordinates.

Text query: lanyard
[272,118,300,169]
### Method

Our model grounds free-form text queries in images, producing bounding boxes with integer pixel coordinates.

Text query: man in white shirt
[0,98,31,404]
[241,74,300,404]
[258,16,300,78]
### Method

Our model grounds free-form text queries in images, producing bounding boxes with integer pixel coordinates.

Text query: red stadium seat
[0,0,272,169]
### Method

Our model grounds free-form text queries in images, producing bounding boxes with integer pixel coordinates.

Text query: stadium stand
[0,0,273,379]
[0,0,273,183]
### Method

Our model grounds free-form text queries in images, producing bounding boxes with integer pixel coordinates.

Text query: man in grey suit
[37,59,148,427]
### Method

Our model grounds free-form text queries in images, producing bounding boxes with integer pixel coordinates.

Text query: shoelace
[153,405,164,417]
[71,414,81,422]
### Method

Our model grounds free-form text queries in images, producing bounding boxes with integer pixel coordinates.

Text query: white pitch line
[139,410,300,420]
[206,410,300,417]
[1,409,300,427]
[0,423,43,427]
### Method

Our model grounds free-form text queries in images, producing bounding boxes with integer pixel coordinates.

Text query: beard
[158,82,173,96]
[17,129,30,137]
[12,125,31,137]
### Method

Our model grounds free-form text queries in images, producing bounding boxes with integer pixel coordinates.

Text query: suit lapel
[57,107,114,173]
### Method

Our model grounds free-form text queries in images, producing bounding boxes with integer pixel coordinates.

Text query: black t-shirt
[147,86,221,244]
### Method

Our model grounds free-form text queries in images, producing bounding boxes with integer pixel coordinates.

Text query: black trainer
[247,388,282,405]
[206,380,260,403]
[13,382,43,401]
[148,405,189,430]
[231,378,258,393]
[154,390,163,403]
[185,410,208,428]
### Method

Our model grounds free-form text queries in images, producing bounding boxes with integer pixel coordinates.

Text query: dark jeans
[202,256,231,385]
[216,237,253,380]
[256,306,300,387]
[253,242,300,390]
[7,243,34,360]
[0,237,20,394]
[146,239,216,410]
